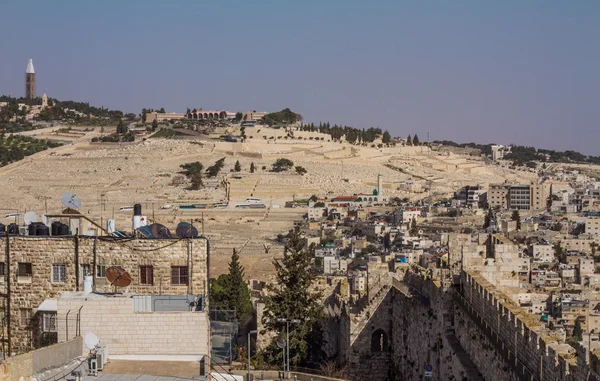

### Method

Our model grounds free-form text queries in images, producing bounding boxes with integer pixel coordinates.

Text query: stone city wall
[0,236,208,354]
[460,270,600,380]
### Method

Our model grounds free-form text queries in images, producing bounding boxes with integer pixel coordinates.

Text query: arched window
[371,329,388,352]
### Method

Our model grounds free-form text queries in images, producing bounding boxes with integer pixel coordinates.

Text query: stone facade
[0,236,208,354]
[57,295,209,356]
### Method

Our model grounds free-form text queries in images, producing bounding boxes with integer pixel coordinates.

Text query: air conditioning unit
[95,344,108,370]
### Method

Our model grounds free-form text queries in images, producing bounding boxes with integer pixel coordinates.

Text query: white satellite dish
[84,332,99,350]
[61,192,82,209]
[41,214,49,226]
[24,211,38,225]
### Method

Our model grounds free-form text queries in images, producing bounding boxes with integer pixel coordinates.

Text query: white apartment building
[530,244,554,262]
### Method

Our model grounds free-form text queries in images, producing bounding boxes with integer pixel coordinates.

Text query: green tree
[554,242,565,263]
[235,112,243,122]
[116,120,127,134]
[511,210,521,230]
[409,217,418,236]
[547,184,553,211]
[250,162,255,173]
[234,160,241,172]
[158,108,165,113]
[210,249,253,323]
[483,208,493,229]
[295,166,307,175]
[260,229,325,367]
[572,320,583,341]
[406,134,412,146]
[413,134,420,145]
[152,119,158,132]
[382,130,391,144]
[180,161,204,190]
[272,158,294,172]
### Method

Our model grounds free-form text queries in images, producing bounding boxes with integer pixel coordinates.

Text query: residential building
[491,144,511,161]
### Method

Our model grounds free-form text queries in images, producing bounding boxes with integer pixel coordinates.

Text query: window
[140,265,154,285]
[51,264,66,283]
[42,313,57,332]
[0,262,4,276]
[18,263,32,277]
[20,308,32,327]
[96,264,107,278]
[171,266,188,285]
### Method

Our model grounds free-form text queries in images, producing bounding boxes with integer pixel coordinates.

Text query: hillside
[0,124,543,277]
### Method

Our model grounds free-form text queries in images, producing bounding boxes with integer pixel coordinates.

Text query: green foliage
[511,210,521,230]
[572,320,583,341]
[295,166,307,175]
[152,119,158,131]
[235,112,243,122]
[149,128,184,139]
[180,161,204,190]
[413,134,420,145]
[260,229,325,367]
[483,208,492,229]
[0,135,62,167]
[382,130,391,144]
[116,120,128,134]
[250,162,255,173]
[272,158,294,172]
[262,108,303,126]
[409,217,419,236]
[210,249,253,323]
[406,134,412,146]
[206,158,226,178]
[234,160,241,172]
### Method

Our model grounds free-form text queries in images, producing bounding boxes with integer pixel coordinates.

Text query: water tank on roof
[28,223,37,236]
[0,223,5,233]
[134,203,142,216]
[37,223,49,236]
[7,223,19,235]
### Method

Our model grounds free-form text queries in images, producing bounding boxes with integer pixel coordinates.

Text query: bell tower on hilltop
[25,59,36,100]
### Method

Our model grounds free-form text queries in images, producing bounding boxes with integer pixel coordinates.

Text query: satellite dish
[84,332,99,350]
[61,192,82,209]
[106,266,132,287]
[176,222,198,239]
[41,214,49,226]
[24,211,38,225]
[149,223,172,239]
[276,337,286,349]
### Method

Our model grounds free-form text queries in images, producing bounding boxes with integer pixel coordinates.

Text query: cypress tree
[261,228,325,367]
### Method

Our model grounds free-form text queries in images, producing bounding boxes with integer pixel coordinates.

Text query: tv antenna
[24,211,38,225]
[84,332,99,350]
[106,266,132,287]
[149,223,172,239]
[175,222,198,239]
[61,192,82,210]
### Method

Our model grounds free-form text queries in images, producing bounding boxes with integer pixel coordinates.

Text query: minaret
[25,59,36,100]
[377,173,383,196]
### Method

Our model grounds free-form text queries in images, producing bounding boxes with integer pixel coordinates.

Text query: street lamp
[248,330,257,381]
[277,318,302,374]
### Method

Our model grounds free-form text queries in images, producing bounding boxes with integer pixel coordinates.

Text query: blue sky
[1,1,598,154]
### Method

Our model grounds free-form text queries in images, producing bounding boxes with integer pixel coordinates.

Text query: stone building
[25,59,35,100]
[0,236,208,354]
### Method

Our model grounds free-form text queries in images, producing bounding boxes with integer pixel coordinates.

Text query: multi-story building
[491,144,511,161]
[530,244,554,262]
[488,182,548,210]
[586,218,600,237]
[0,236,208,354]
[488,184,510,209]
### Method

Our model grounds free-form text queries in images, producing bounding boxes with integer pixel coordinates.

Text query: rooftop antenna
[176,222,198,239]
[24,211,38,225]
[106,266,132,288]
[84,332,99,351]
[61,192,82,210]
[149,223,172,239]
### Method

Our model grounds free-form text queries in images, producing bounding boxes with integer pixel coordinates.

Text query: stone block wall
[0,337,82,381]
[0,236,208,354]
[57,297,208,356]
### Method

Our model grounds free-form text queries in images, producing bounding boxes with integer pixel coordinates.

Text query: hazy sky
[1,1,598,154]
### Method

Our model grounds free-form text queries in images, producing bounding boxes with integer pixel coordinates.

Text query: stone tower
[42,93,48,108]
[25,59,35,100]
